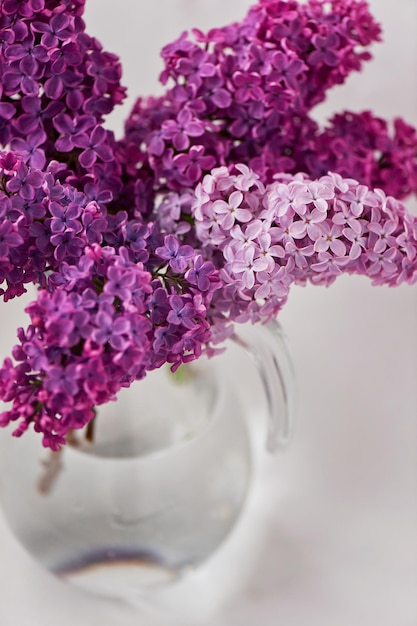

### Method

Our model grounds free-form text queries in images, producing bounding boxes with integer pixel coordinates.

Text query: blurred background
[0,1,416,624]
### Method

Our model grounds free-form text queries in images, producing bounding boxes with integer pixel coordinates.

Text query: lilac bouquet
[0,0,416,450]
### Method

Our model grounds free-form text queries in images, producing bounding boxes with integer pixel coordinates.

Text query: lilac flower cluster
[120,0,417,211]
[0,151,107,300]
[0,248,152,449]
[191,165,417,327]
[0,215,220,447]
[0,0,125,197]
[0,0,416,449]
[311,112,417,199]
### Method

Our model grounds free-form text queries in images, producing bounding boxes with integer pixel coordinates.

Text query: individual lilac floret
[155,234,195,273]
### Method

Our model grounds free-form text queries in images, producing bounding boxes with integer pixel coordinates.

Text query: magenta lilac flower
[120,0,416,202]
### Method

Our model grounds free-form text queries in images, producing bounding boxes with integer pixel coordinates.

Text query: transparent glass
[0,320,294,601]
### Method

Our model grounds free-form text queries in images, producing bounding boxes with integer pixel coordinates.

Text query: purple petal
[212,89,232,109]
[29,148,46,170]
[45,75,63,100]
[173,132,189,151]
[0,103,16,119]
[79,149,97,169]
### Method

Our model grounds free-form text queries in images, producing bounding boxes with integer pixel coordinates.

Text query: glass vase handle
[232,319,295,452]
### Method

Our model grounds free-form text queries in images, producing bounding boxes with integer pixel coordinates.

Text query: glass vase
[0,320,294,603]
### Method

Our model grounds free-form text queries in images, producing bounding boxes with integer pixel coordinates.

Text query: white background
[0,1,416,624]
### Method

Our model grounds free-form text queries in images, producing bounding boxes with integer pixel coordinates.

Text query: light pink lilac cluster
[191,166,416,331]
[0,0,416,449]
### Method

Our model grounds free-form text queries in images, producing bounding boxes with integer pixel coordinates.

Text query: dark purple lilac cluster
[0,151,107,300]
[310,112,417,199]
[0,0,125,197]
[120,0,417,209]
[0,0,416,448]
[0,143,218,447]
[0,235,218,448]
